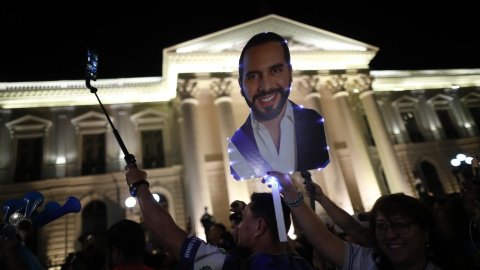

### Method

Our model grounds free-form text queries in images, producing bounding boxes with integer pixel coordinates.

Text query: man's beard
[244,88,290,121]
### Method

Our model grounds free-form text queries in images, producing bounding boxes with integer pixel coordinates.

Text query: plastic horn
[23,191,44,218]
[2,199,24,221]
[31,201,61,224]
[33,197,81,229]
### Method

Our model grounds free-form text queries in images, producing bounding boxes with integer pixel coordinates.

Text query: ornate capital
[210,76,235,99]
[296,75,320,95]
[320,74,346,95]
[443,87,458,97]
[176,78,199,100]
[342,73,373,93]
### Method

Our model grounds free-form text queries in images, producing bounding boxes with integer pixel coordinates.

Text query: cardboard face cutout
[228,99,330,181]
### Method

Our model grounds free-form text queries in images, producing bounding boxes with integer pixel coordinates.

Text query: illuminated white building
[0,14,479,268]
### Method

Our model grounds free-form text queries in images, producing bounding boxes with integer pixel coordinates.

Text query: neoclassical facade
[0,14,479,268]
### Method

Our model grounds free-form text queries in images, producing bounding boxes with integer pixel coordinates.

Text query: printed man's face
[239,41,292,122]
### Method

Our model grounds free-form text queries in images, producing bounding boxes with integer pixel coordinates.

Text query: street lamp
[125,194,161,209]
[451,153,475,183]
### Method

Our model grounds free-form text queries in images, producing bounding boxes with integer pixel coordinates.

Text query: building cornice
[0,77,166,109]
[371,69,480,91]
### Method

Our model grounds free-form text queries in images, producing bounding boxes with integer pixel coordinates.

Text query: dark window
[15,137,43,182]
[141,130,165,169]
[81,134,106,175]
[420,161,445,197]
[81,201,107,256]
[468,106,480,131]
[400,112,424,142]
[435,109,459,139]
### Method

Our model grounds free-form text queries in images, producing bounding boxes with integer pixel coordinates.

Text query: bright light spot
[56,157,66,164]
[9,213,24,225]
[457,154,467,161]
[321,118,325,122]
[465,157,473,164]
[153,194,160,202]
[226,137,229,141]
[464,123,471,128]
[326,146,330,150]
[394,88,404,91]
[125,197,136,208]
[451,85,460,89]
[288,223,297,240]
[353,89,359,93]
[317,168,322,171]
[265,176,278,187]
[450,159,461,167]
[300,105,304,108]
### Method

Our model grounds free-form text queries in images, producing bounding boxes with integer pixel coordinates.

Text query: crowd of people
[1,31,480,269]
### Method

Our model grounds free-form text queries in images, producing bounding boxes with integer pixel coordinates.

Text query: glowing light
[465,157,473,164]
[56,157,66,164]
[326,146,330,150]
[300,105,304,108]
[125,197,136,208]
[464,123,471,128]
[288,223,297,240]
[450,159,461,167]
[265,175,278,187]
[457,154,467,161]
[353,89,359,93]
[451,85,460,89]
[317,168,322,171]
[153,194,160,202]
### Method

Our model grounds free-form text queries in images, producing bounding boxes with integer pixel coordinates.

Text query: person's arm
[266,171,345,268]
[304,181,368,245]
[125,166,188,261]
[0,237,29,270]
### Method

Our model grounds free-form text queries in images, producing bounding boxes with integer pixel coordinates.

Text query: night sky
[2,1,479,82]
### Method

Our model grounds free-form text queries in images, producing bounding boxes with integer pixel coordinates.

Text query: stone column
[329,74,382,209]
[177,77,213,241]
[349,72,412,195]
[210,75,250,205]
[297,74,353,214]
[0,110,12,183]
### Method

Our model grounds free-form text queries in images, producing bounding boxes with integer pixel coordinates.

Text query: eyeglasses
[375,222,415,235]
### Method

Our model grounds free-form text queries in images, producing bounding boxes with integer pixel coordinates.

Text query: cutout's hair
[238,32,291,80]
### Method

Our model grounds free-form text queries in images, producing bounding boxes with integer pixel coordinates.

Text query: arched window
[420,161,445,197]
[81,200,107,255]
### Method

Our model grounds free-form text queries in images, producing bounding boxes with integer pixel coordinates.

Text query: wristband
[282,191,304,207]
[129,179,149,197]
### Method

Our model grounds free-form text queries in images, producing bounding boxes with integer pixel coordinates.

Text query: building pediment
[5,114,52,138]
[167,14,377,54]
[71,111,112,134]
